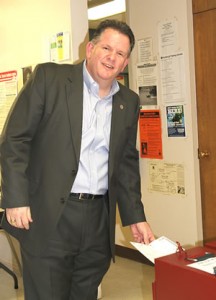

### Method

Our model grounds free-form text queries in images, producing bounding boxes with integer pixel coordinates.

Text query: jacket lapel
[65,63,83,165]
[109,92,127,178]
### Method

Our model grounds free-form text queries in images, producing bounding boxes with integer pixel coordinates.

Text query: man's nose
[108,51,116,61]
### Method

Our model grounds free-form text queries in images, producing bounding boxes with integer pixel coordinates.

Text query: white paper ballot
[131,236,178,263]
[188,257,216,275]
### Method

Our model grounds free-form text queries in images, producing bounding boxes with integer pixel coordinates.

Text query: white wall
[1,0,70,69]
[115,0,203,249]
[0,0,88,88]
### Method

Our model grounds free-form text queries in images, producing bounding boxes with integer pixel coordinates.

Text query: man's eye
[118,52,125,57]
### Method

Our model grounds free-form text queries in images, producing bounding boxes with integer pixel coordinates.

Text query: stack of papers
[188,256,216,275]
[131,236,178,264]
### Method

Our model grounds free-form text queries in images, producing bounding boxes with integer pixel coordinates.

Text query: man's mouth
[103,63,114,69]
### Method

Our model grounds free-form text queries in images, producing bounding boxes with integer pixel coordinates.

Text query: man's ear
[86,42,94,58]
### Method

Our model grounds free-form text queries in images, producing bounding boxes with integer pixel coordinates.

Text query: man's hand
[130,221,155,244]
[6,207,33,230]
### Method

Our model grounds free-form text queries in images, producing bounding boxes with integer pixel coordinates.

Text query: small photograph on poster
[166,105,186,137]
[136,61,158,106]
[139,85,157,106]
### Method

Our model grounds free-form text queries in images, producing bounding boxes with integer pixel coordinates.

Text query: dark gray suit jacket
[0,62,146,257]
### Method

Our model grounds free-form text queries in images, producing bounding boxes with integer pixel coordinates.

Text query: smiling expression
[86,28,130,89]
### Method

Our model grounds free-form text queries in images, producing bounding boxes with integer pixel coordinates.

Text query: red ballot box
[205,241,216,251]
[152,245,216,300]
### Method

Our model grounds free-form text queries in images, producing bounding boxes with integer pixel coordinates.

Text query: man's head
[86,19,135,89]
[91,19,135,57]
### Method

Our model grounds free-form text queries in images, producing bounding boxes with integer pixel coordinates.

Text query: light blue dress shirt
[71,62,120,194]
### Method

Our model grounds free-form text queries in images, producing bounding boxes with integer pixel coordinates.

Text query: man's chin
[99,72,118,82]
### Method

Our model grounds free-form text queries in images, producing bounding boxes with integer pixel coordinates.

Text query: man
[0,19,154,299]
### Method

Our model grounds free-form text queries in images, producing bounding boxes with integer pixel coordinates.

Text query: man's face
[86,28,130,87]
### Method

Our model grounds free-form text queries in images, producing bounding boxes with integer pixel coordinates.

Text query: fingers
[9,218,17,226]
[132,231,143,243]
[8,217,20,227]
[8,216,26,229]
[26,207,33,223]
[130,222,155,244]
[130,224,144,243]
[135,235,143,243]
[6,207,33,230]
[143,234,150,245]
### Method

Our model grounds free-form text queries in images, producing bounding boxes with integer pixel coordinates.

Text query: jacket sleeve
[116,92,146,226]
[0,64,46,208]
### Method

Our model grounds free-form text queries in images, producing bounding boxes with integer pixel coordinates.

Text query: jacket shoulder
[34,61,83,76]
[118,81,138,96]
[118,82,140,105]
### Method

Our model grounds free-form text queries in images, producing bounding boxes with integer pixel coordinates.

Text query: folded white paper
[188,257,216,275]
[131,236,178,264]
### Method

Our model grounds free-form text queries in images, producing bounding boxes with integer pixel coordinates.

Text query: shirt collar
[83,60,120,99]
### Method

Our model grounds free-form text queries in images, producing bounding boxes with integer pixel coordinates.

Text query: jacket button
[60,198,65,204]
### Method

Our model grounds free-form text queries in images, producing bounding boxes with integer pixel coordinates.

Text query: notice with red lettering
[0,70,18,134]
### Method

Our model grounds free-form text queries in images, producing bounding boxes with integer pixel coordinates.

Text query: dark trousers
[21,194,111,300]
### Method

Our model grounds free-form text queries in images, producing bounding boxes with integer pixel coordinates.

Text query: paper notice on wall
[137,62,158,106]
[50,31,70,62]
[137,37,154,63]
[158,18,178,56]
[160,52,186,103]
[0,70,18,134]
[139,110,163,159]
[148,161,185,195]
[166,105,186,137]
